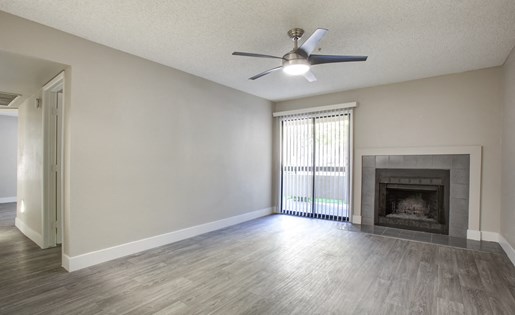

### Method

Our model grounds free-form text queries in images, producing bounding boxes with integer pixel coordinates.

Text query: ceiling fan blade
[232,52,284,60]
[309,55,368,65]
[303,70,317,82]
[249,66,283,80]
[298,28,328,56]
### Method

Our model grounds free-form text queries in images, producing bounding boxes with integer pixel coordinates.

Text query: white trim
[499,234,515,266]
[352,215,362,224]
[61,207,274,272]
[15,217,44,248]
[475,231,515,267]
[481,231,499,242]
[467,229,481,241]
[0,196,16,203]
[354,145,482,240]
[272,102,357,117]
[43,72,65,91]
[61,254,71,271]
[42,71,65,249]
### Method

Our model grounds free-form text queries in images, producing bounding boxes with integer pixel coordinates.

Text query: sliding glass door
[280,110,351,221]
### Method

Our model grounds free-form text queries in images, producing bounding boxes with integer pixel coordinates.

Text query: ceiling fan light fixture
[283,63,310,76]
[282,55,310,76]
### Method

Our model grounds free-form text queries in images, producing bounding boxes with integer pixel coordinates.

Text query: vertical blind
[280,109,351,221]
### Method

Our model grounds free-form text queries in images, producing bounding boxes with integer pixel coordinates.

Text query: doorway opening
[0,112,18,224]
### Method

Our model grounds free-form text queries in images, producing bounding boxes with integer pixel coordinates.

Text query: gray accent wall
[0,115,17,200]
[361,154,470,238]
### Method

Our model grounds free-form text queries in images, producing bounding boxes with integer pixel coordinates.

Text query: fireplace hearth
[375,169,450,234]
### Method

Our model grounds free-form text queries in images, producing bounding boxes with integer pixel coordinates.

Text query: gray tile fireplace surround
[361,154,470,238]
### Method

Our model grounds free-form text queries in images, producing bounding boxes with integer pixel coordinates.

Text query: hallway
[0,203,63,298]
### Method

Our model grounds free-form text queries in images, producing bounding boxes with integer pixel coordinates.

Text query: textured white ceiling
[1,0,514,101]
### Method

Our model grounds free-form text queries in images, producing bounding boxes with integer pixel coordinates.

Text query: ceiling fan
[232,28,367,82]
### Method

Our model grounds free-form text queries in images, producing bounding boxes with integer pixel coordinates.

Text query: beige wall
[0,12,273,257]
[0,115,17,200]
[501,47,515,248]
[16,93,43,236]
[275,68,503,234]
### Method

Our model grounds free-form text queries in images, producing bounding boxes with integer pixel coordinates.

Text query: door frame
[277,110,354,221]
[42,71,65,248]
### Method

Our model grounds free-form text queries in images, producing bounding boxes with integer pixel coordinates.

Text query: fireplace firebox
[375,169,450,234]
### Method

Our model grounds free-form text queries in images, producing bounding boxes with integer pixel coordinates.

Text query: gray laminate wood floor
[1,202,514,315]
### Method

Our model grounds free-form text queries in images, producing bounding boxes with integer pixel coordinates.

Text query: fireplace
[375,169,450,234]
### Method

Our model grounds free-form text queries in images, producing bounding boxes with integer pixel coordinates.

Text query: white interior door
[42,72,64,248]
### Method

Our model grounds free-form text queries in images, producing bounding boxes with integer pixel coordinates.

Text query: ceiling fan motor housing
[282,51,310,75]
[283,51,309,66]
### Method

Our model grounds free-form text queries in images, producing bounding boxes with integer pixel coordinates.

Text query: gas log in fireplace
[375,169,450,234]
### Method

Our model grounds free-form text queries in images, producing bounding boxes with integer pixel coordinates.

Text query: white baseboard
[467,229,481,241]
[62,207,274,272]
[476,231,515,267]
[498,234,515,267]
[480,231,499,242]
[61,253,71,271]
[0,196,16,203]
[352,215,362,224]
[15,217,44,248]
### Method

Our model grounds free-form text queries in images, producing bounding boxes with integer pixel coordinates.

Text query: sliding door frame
[275,102,356,222]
